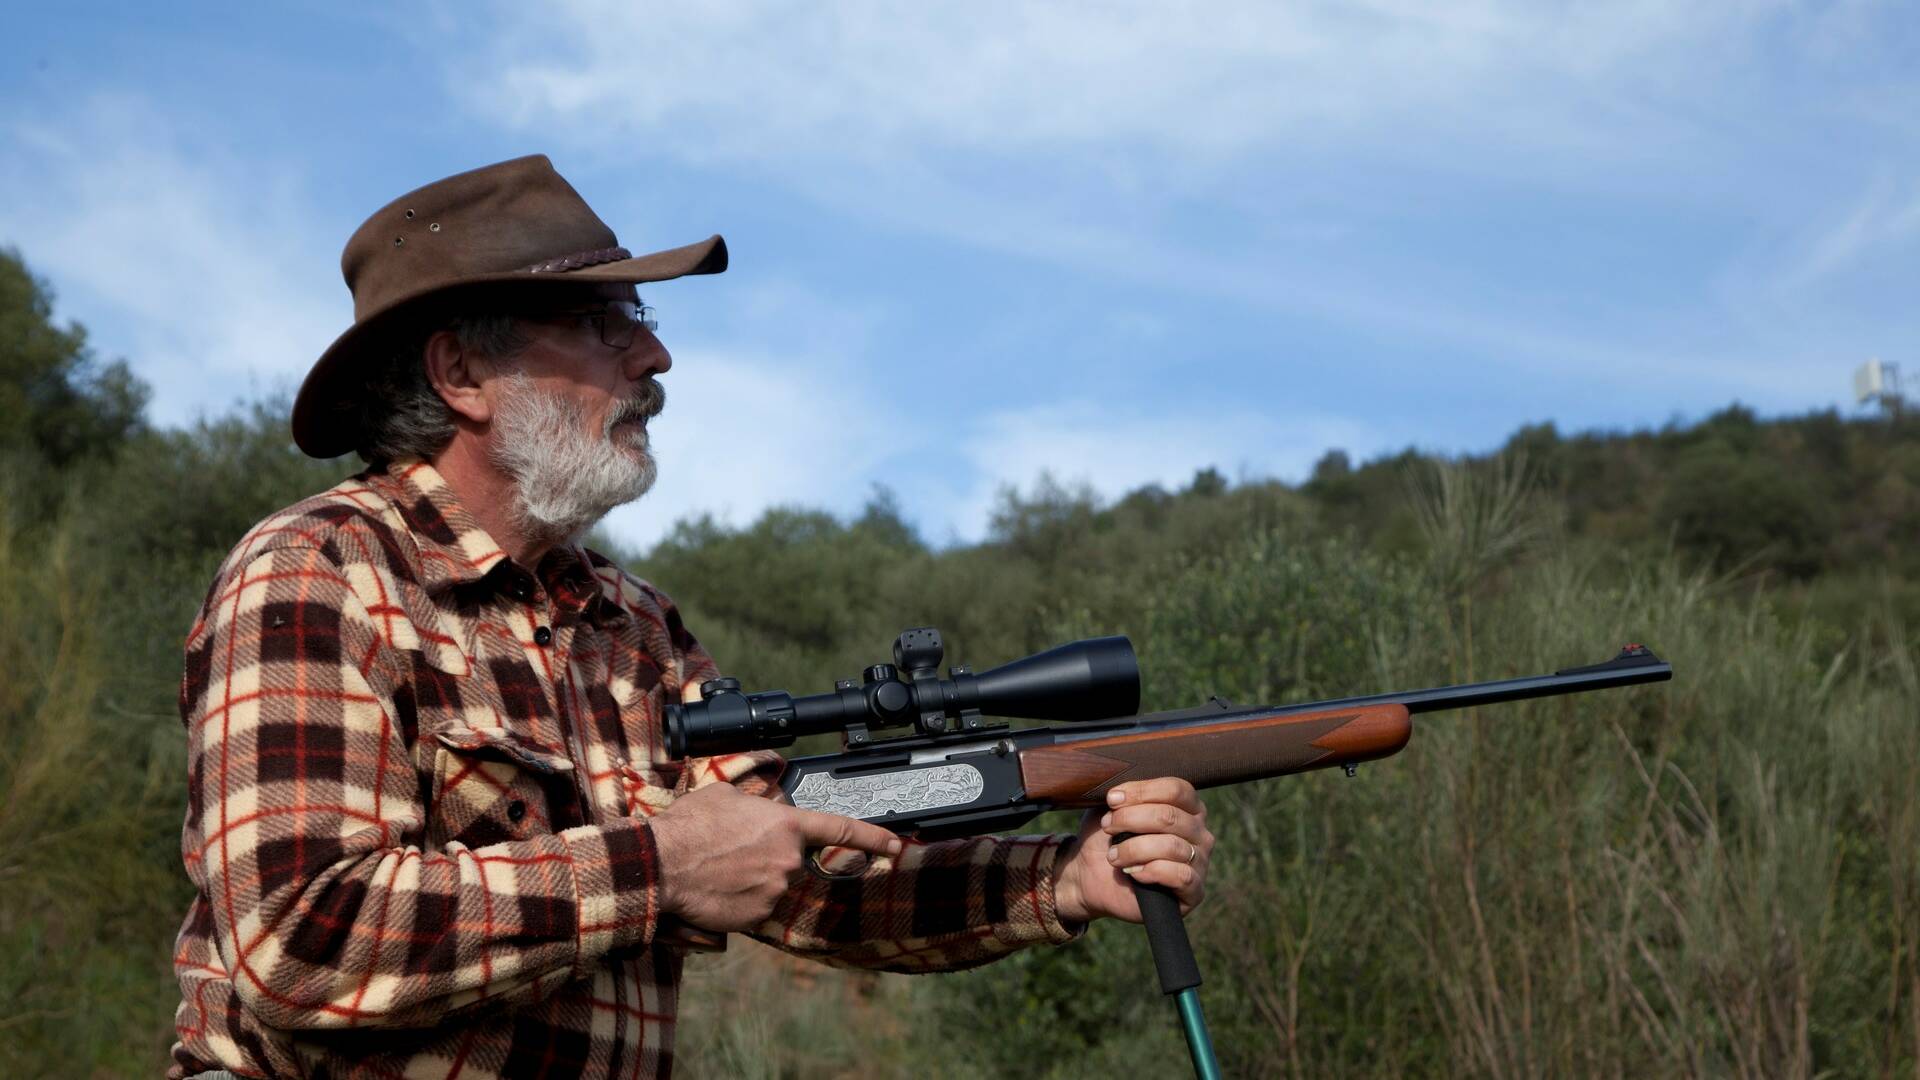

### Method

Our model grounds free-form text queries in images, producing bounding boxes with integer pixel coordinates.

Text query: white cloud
[457,0,1757,167]
[0,96,345,426]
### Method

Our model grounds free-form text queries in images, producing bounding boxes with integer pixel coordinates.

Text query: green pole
[1122,841,1224,1080]
[1174,987,1223,1079]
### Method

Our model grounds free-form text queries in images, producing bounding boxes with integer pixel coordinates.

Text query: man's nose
[623,330,671,379]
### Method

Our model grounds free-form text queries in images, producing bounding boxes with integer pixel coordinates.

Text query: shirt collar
[370,459,511,593]
[539,543,627,624]
[370,459,628,625]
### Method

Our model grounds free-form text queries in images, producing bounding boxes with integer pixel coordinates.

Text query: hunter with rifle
[166,155,1671,1080]
[165,157,1216,1080]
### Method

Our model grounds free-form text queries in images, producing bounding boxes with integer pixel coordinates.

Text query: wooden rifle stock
[1019,703,1412,806]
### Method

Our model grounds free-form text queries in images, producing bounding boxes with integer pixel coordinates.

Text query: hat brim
[292,234,727,458]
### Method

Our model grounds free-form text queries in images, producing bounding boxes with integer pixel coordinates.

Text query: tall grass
[0,517,185,1076]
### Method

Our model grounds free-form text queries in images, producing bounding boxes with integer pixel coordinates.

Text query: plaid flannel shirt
[169,460,1078,1079]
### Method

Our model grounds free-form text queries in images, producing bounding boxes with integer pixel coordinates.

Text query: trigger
[805,846,872,881]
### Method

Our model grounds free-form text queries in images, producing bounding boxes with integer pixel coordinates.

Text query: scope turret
[663,628,1139,758]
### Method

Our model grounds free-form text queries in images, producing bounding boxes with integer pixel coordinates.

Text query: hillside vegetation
[2,247,1915,1077]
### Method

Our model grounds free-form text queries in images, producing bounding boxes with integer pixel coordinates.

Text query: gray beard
[486,371,663,545]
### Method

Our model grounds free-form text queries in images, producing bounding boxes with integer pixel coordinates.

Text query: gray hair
[354,314,531,464]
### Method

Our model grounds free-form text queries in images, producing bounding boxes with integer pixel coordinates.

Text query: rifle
[665,628,1673,1078]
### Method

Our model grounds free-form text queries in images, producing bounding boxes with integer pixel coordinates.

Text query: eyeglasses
[525,299,658,349]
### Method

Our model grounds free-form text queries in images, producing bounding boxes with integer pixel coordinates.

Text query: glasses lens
[599,301,636,348]
[596,300,656,348]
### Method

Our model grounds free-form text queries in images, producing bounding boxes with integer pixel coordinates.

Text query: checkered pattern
[169,461,1078,1079]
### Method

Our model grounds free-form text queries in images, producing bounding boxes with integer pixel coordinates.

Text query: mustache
[606,378,666,430]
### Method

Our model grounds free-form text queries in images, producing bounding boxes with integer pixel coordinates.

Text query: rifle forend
[1018,701,1415,805]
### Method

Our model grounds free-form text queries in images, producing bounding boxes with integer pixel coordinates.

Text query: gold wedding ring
[1186,841,1198,865]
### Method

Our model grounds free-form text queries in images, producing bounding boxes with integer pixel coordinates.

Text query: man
[169,156,1214,1079]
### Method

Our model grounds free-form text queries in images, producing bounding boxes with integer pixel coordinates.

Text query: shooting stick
[1122,840,1222,1079]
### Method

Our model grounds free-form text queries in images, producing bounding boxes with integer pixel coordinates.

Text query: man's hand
[1052,778,1213,925]
[649,783,904,933]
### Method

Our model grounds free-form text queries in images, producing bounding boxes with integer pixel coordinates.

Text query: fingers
[1124,857,1205,912]
[1098,777,1212,915]
[1105,830,1205,873]
[792,807,905,858]
[1100,802,1209,847]
[1105,777,1202,815]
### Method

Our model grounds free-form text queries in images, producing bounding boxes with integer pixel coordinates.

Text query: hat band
[522,246,632,273]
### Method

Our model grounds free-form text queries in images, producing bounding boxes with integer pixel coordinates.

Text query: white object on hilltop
[1856,357,1914,414]
[1854,358,1885,405]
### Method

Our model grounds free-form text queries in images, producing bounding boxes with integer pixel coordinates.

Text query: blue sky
[4,2,1917,549]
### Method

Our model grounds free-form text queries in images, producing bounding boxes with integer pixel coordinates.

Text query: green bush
[1658,440,1829,579]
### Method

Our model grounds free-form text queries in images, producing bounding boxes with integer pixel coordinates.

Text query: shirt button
[534,626,553,647]
[507,800,527,823]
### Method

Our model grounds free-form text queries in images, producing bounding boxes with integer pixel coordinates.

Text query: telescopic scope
[663,628,1139,758]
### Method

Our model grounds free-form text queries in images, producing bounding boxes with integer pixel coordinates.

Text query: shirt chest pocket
[602,680,681,816]
[613,757,684,818]
[429,725,576,849]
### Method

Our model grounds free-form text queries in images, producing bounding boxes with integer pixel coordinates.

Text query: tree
[1187,466,1228,497]
[1309,449,1352,486]
[0,249,147,485]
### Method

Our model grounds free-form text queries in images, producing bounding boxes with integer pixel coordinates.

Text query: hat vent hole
[394,237,404,246]
[404,209,415,219]
[430,222,441,232]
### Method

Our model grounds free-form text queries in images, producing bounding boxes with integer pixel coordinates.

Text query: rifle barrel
[1263,648,1672,720]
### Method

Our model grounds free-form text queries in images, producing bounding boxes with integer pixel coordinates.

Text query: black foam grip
[1117,832,1202,995]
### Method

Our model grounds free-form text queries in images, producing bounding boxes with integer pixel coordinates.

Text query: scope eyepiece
[663,683,793,759]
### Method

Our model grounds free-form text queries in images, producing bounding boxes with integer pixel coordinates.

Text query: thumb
[794,808,904,858]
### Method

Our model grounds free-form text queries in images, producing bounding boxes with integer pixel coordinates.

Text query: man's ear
[423,329,494,424]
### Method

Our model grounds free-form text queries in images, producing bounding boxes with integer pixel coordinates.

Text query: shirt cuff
[560,818,663,973]
[989,834,1085,949]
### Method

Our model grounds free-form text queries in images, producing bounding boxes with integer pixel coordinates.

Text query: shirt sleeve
[756,832,1084,971]
[178,544,665,1031]
[663,615,1084,972]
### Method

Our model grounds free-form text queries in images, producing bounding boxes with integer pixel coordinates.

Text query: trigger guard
[805,846,871,882]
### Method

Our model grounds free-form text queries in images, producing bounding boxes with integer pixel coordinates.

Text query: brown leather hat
[292,154,727,458]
